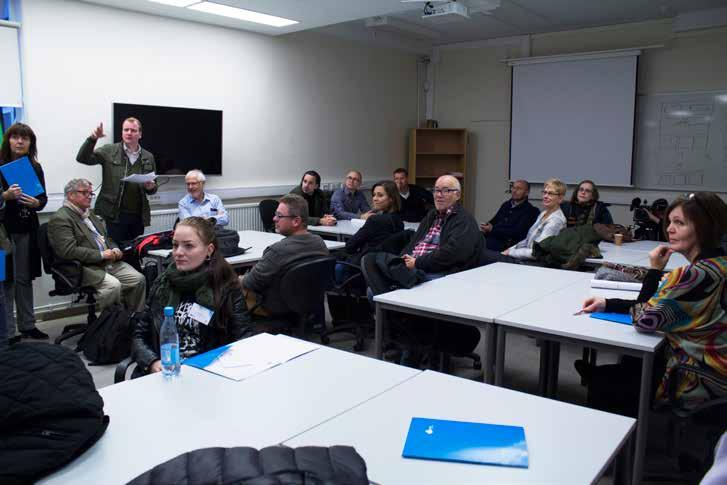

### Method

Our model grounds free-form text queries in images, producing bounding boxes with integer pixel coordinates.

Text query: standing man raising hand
[76,118,157,243]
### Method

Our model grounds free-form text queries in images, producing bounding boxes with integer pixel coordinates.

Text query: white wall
[21,0,417,201]
[434,20,727,224]
[20,0,418,313]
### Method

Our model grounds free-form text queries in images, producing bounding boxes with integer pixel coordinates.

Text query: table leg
[613,431,634,485]
[547,341,560,398]
[494,326,505,386]
[632,352,654,484]
[538,340,550,396]
[375,303,384,360]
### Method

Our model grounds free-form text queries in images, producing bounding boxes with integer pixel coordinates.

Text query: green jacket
[533,225,601,266]
[48,205,119,287]
[76,138,158,226]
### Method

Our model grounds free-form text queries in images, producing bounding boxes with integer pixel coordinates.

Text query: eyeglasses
[542,190,561,197]
[346,176,361,182]
[74,190,95,197]
[433,188,459,195]
[273,212,297,219]
[578,187,593,193]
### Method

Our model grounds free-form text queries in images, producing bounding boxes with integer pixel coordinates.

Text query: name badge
[189,303,214,326]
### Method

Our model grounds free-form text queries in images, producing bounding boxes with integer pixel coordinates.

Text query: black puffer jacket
[127,445,369,485]
[0,343,109,485]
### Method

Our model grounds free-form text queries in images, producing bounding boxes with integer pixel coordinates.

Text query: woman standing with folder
[578,192,727,416]
[0,123,48,342]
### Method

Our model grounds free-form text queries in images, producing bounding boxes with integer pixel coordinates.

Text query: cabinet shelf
[409,128,468,201]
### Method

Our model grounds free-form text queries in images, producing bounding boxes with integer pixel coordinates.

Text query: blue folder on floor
[0,156,44,197]
[590,312,632,325]
[402,417,529,468]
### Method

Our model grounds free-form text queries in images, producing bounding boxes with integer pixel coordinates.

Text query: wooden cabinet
[408,128,467,198]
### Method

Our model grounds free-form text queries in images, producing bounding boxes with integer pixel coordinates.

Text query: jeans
[4,232,37,336]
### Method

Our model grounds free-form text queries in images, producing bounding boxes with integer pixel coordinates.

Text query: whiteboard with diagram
[633,91,727,191]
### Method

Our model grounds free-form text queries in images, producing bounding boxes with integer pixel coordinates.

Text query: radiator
[148,203,264,233]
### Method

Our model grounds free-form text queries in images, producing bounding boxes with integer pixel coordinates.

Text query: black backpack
[78,303,133,365]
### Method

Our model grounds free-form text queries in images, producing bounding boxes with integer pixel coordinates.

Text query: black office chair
[258,199,279,232]
[37,223,97,347]
[250,256,337,337]
[645,364,727,482]
[321,261,372,351]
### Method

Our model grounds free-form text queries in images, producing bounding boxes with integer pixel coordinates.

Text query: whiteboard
[0,24,22,107]
[633,91,727,191]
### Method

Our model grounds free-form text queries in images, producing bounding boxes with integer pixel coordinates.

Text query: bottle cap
[163,306,174,317]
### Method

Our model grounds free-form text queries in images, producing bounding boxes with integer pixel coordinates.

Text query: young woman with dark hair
[132,217,252,374]
[0,123,48,341]
[560,179,613,227]
[578,192,727,415]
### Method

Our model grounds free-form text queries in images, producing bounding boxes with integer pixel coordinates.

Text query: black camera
[629,197,668,241]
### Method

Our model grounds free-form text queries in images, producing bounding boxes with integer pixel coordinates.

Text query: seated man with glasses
[480,178,567,265]
[330,170,372,220]
[47,178,146,311]
[242,194,329,315]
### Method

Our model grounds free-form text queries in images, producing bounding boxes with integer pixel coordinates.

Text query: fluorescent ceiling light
[148,0,198,7]
[188,2,298,27]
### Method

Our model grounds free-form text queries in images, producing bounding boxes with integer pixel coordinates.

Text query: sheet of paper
[184,332,320,381]
[121,172,156,184]
[590,279,642,292]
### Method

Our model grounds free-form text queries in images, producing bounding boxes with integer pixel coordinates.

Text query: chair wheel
[320,336,330,345]
[473,361,482,370]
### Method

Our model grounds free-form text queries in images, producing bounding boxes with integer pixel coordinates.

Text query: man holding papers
[76,117,157,243]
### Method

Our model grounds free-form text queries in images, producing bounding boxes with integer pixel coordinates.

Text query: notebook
[590,312,632,325]
[0,156,45,197]
[402,417,529,468]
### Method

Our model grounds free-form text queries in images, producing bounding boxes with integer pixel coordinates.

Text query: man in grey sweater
[243,194,328,315]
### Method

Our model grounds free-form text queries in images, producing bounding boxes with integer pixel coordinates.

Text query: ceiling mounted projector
[401,0,501,20]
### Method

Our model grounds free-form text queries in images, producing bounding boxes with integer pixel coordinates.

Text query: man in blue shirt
[330,170,371,220]
[178,170,228,226]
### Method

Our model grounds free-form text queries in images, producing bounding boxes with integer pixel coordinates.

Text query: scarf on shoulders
[154,262,216,311]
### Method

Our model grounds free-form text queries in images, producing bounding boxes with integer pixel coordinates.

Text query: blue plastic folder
[0,250,5,282]
[402,417,529,468]
[183,343,231,369]
[0,156,44,197]
[590,312,632,325]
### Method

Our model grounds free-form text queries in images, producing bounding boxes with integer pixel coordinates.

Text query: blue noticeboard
[0,156,45,197]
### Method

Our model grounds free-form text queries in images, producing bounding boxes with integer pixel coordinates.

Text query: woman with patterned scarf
[578,192,727,415]
[132,217,252,375]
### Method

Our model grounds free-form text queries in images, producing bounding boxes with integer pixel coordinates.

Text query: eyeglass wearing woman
[579,192,727,412]
[561,179,613,228]
[131,217,253,375]
[0,123,49,341]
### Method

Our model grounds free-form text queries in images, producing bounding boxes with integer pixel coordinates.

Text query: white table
[495,279,665,484]
[40,343,419,485]
[373,263,592,383]
[587,241,690,270]
[309,220,419,241]
[285,370,636,485]
[148,230,345,269]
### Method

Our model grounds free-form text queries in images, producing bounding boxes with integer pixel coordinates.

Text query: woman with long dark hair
[0,123,48,341]
[132,217,252,374]
[579,192,727,415]
[560,179,613,228]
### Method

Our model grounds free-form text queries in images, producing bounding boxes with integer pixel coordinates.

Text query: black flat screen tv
[113,103,223,176]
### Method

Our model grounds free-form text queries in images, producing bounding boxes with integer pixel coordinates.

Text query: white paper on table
[121,172,157,184]
[590,279,642,292]
[200,332,320,381]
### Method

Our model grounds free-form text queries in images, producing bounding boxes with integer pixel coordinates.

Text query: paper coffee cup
[614,233,623,246]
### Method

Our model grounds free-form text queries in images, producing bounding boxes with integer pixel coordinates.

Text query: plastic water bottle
[160,306,180,378]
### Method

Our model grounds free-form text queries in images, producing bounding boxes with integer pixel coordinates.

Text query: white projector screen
[0,24,22,108]
[509,54,638,187]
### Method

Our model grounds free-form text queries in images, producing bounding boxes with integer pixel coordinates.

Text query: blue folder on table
[0,156,44,197]
[590,312,632,325]
[402,417,529,468]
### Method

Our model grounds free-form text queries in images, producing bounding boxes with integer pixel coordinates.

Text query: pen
[573,310,585,316]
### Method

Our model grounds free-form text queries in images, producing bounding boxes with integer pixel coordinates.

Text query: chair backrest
[259,199,279,232]
[279,256,336,316]
[37,223,55,275]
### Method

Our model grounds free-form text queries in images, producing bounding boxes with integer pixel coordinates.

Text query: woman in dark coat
[0,123,48,341]
[561,179,613,228]
[132,217,252,374]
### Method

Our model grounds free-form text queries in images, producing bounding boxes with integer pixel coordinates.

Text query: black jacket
[560,200,613,228]
[402,204,484,275]
[0,343,109,485]
[290,186,329,226]
[132,283,252,371]
[486,199,539,251]
[344,212,404,265]
[127,445,369,485]
[398,184,433,222]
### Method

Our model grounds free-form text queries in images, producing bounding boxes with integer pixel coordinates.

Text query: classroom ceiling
[80,0,727,48]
